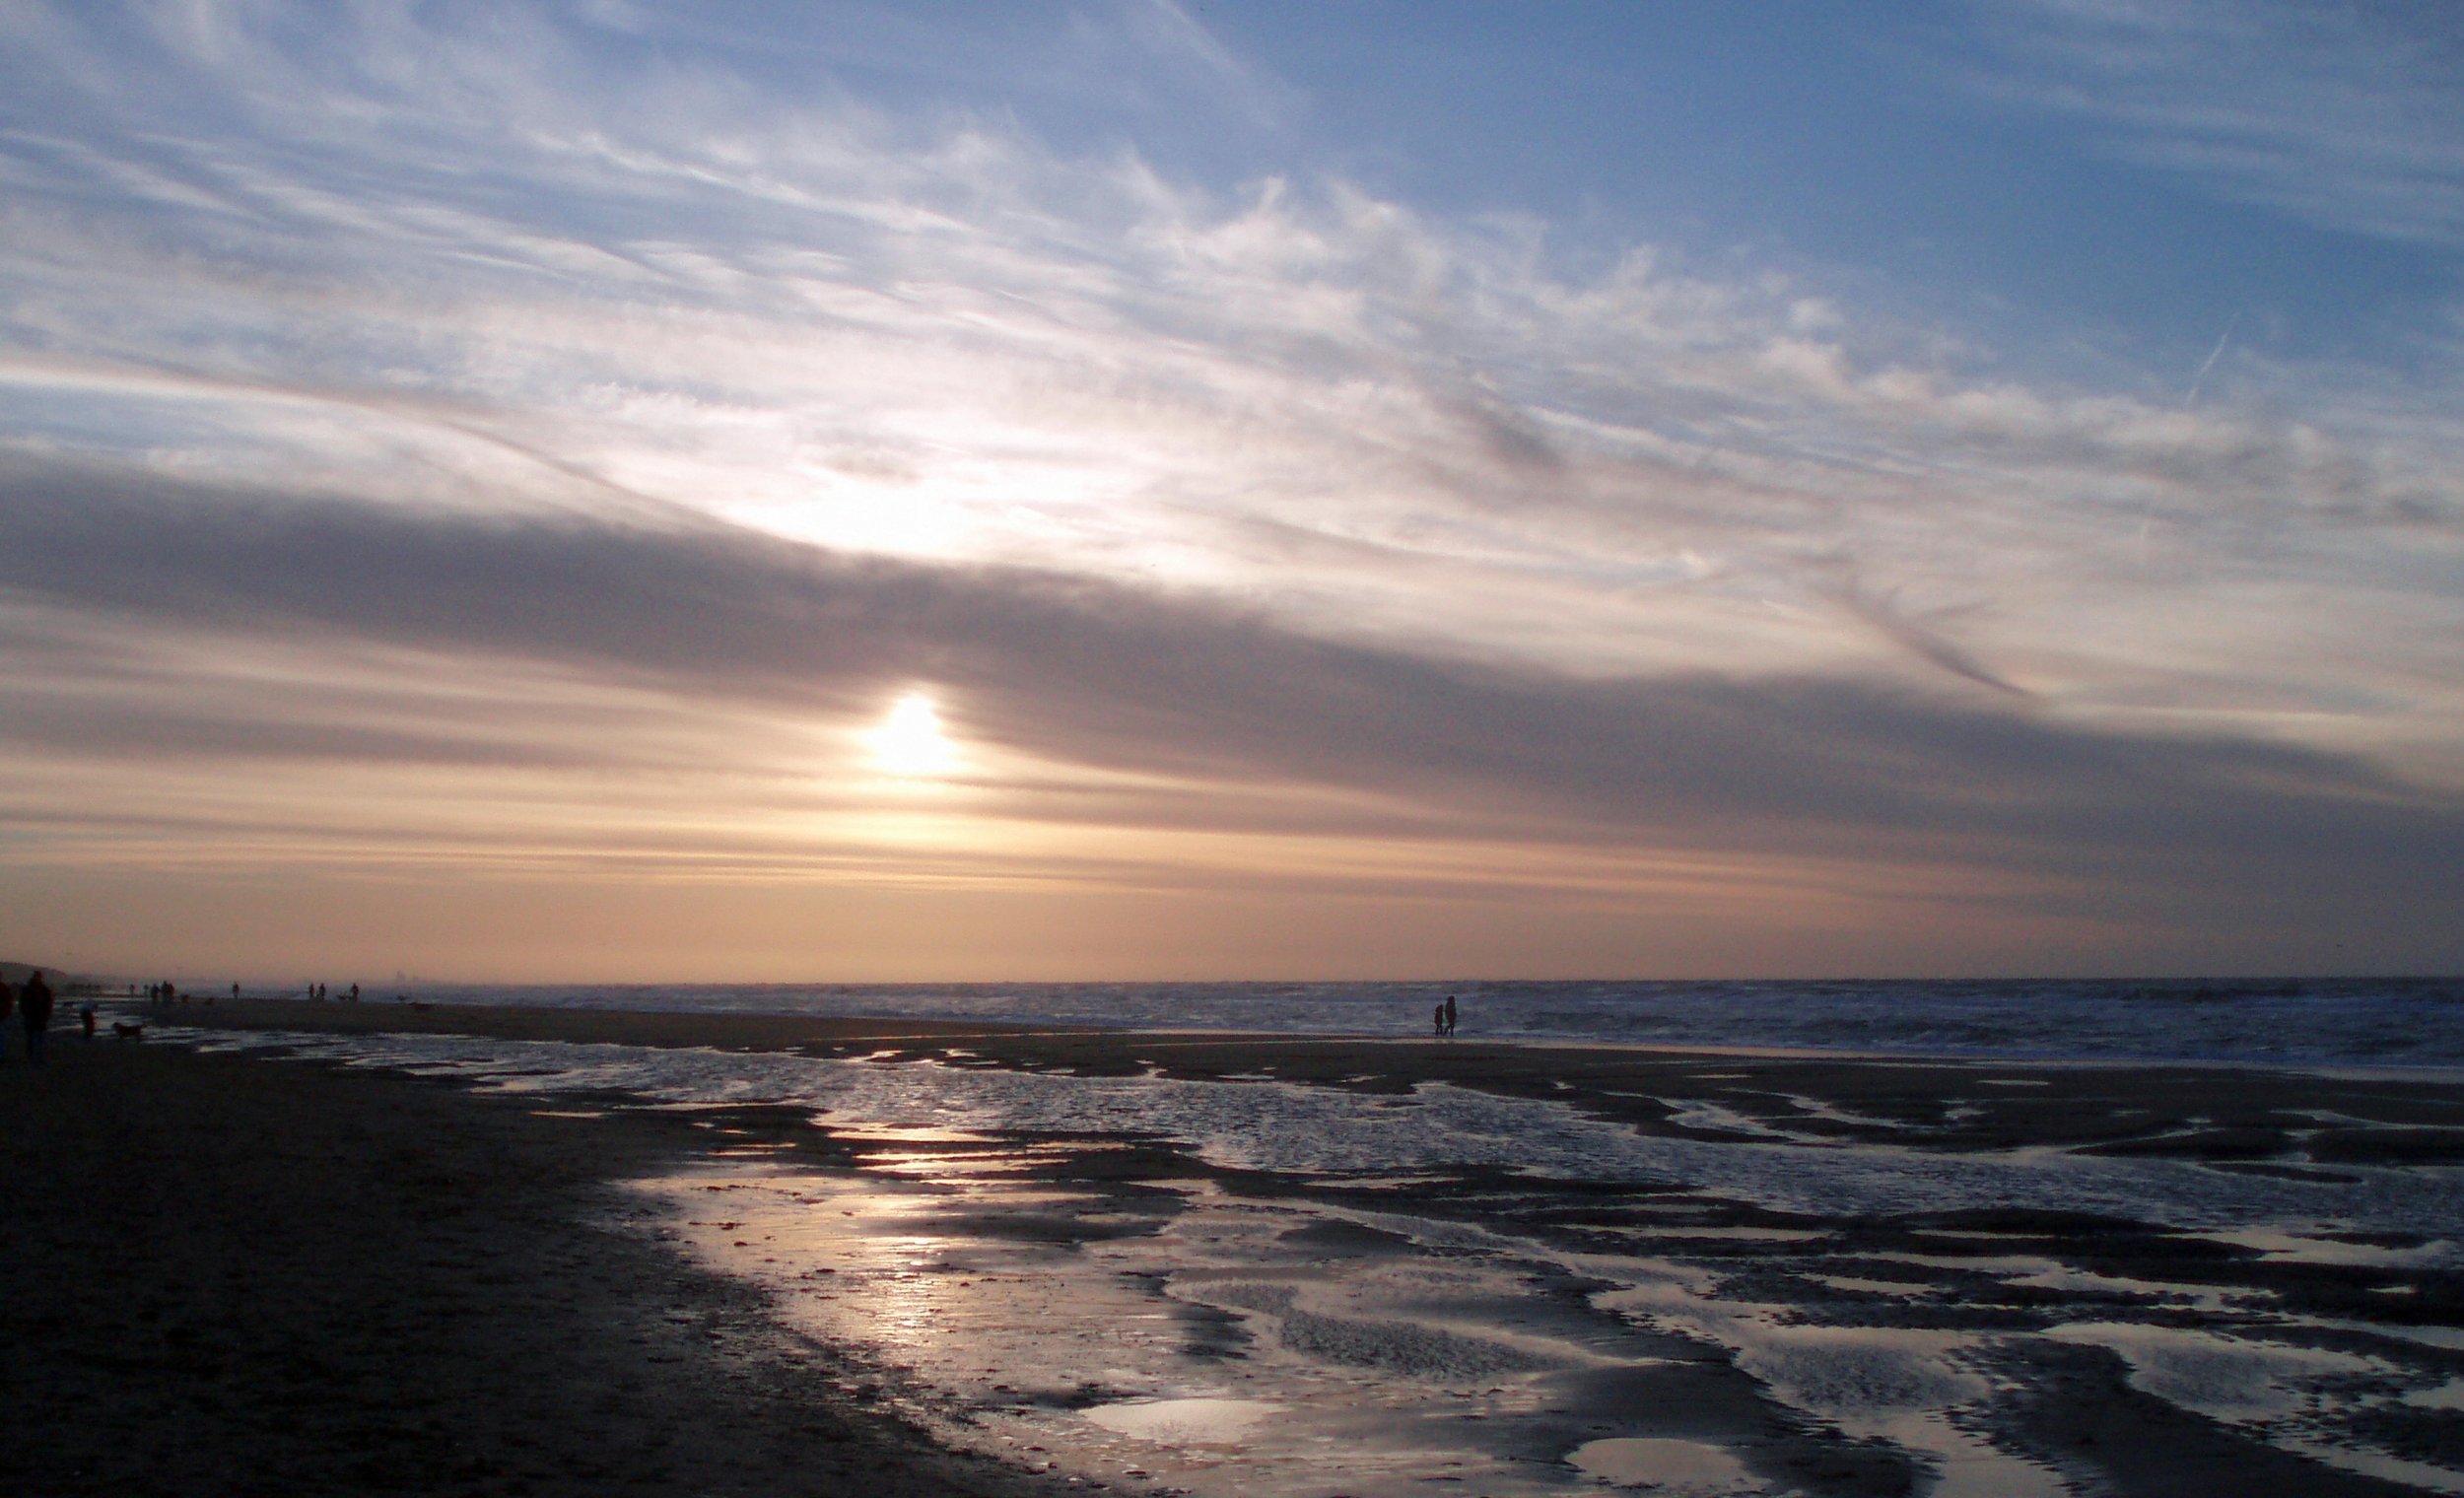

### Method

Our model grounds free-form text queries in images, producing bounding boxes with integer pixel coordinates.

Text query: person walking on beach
[1433,1001,1446,1037]
[19,969,55,1067]
[1444,994,1458,1037]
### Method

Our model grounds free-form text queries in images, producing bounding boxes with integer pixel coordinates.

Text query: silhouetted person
[231,982,240,1003]
[348,983,359,1002]
[20,969,55,1067]
[1433,1001,1446,1037]
[1444,994,1458,1037]
[79,1002,97,1040]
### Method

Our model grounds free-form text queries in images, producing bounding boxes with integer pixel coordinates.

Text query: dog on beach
[110,1021,145,1041]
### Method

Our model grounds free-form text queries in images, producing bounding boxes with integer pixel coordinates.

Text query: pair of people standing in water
[1431,993,1459,1037]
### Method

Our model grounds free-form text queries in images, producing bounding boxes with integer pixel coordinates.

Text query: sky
[4,0,2463,983]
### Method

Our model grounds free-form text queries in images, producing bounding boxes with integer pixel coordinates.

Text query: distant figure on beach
[1444,994,1458,1037]
[231,982,240,1003]
[348,983,360,1003]
[80,1002,97,1040]
[20,969,55,1067]
[1433,1001,1446,1037]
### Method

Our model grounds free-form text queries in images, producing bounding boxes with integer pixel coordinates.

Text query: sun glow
[870,693,959,777]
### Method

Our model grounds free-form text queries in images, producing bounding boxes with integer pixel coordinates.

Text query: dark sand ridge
[26,998,2464,1496]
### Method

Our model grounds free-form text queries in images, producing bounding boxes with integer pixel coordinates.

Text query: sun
[869,693,958,777]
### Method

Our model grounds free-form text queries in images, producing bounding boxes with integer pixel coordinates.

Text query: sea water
[326,975,2464,1070]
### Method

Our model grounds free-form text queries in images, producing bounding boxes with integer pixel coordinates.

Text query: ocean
[344,975,2464,1071]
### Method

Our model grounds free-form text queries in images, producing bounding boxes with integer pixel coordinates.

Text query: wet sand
[27,997,2464,1496]
[0,1035,1083,1498]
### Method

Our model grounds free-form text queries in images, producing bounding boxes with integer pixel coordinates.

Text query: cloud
[1820,579,2030,699]
[5,2,2464,970]
[6,457,2459,915]
[1960,0,2464,249]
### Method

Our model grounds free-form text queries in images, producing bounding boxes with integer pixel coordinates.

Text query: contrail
[2185,312,2240,408]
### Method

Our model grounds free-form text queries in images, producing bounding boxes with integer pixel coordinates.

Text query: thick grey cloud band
[8,459,2459,914]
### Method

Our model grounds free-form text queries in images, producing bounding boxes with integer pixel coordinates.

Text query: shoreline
[158,990,2464,1081]
[165,996,2464,1169]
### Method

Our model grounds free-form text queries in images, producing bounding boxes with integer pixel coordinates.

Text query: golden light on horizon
[869,693,959,777]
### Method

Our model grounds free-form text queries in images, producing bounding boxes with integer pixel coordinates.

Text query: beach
[13,999,2464,1496]
[0,1031,1078,1498]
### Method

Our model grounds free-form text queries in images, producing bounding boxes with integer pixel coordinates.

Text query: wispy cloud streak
[1963,0,2464,250]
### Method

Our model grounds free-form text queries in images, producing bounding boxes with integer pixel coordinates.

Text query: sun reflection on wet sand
[635,1166,1601,1496]
[639,1139,2464,1498]
[1082,1396,1280,1445]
